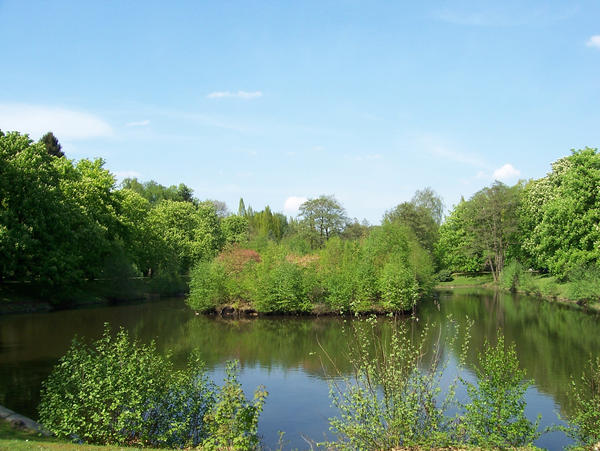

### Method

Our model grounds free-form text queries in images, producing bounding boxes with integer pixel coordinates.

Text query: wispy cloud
[284,196,307,215]
[418,135,487,168]
[0,103,112,140]
[586,35,600,49]
[207,91,263,99]
[493,163,520,181]
[125,119,150,127]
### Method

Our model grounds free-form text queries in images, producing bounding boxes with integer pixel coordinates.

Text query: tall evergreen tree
[40,131,64,158]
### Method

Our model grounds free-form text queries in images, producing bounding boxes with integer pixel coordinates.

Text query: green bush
[566,264,600,303]
[435,269,454,282]
[378,257,418,311]
[203,361,267,450]
[188,261,228,312]
[460,333,540,447]
[39,324,213,447]
[564,356,600,447]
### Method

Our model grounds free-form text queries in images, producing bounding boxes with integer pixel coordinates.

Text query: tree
[298,195,348,247]
[436,198,484,273]
[221,215,249,245]
[383,188,443,255]
[520,148,600,278]
[39,131,64,158]
[463,182,521,282]
[238,198,247,216]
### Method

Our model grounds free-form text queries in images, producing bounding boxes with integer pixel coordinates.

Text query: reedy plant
[323,315,470,450]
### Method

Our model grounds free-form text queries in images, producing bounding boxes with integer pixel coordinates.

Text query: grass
[436,273,494,288]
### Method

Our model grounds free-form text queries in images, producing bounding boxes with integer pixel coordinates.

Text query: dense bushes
[187,223,435,314]
[39,325,266,448]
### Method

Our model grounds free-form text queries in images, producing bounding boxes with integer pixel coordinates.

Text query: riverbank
[436,273,600,313]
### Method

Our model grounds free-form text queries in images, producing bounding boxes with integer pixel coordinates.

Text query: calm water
[1,288,599,449]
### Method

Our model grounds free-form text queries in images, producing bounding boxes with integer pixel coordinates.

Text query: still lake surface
[1,288,599,449]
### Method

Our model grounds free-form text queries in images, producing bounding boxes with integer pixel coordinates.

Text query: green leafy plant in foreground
[202,360,267,450]
[325,316,469,449]
[460,333,541,448]
[39,324,266,449]
[563,356,600,448]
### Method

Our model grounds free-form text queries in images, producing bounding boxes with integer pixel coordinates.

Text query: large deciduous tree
[463,181,522,282]
[520,148,600,278]
[299,195,348,247]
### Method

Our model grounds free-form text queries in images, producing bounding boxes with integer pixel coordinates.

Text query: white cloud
[284,196,307,216]
[207,91,263,99]
[586,35,600,49]
[0,104,112,140]
[346,153,382,162]
[493,163,520,181]
[114,170,142,179]
[125,119,150,127]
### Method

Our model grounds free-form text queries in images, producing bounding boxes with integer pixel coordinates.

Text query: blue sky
[1,0,599,222]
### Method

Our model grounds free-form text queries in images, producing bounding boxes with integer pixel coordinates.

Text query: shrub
[566,264,600,303]
[326,317,467,449]
[564,356,600,447]
[39,324,213,447]
[378,257,418,311]
[188,261,228,312]
[435,269,454,282]
[460,333,540,448]
[202,361,267,450]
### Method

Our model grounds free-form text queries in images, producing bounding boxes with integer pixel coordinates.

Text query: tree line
[2,129,599,307]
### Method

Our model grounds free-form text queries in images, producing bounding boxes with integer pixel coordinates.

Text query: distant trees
[121,178,197,205]
[298,195,348,248]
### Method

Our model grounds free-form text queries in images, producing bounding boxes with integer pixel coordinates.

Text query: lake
[1,288,599,449]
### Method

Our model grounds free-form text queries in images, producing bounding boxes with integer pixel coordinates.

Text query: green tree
[384,188,444,255]
[298,195,348,247]
[521,148,600,278]
[436,198,484,273]
[463,182,521,282]
[147,200,224,273]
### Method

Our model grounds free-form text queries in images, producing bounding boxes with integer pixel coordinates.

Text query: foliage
[121,177,196,205]
[462,182,522,282]
[325,317,468,449]
[434,269,454,282]
[202,360,267,450]
[188,261,228,312]
[436,198,484,273]
[520,148,600,279]
[188,220,435,314]
[460,333,541,448]
[222,215,249,245]
[38,325,214,447]
[384,187,444,255]
[564,356,600,447]
[298,195,348,248]
[565,264,600,304]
